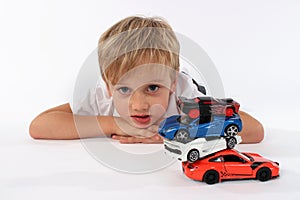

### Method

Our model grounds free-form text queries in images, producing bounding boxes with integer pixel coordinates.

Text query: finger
[120,137,142,144]
[138,134,163,144]
[112,135,133,142]
[120,136,163,144]
[140,138,155,144]
[154,134,163,141]
[115,134,164,144]
[141,137,163,144]
[134,132,155,138]
[111,134,124,140]
[152,134,164,143]
[150,133,163,140]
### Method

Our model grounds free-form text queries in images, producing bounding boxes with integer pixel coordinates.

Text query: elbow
[240,121,265,144]
[29,111,59,140]
[29,115,52,140]
[29,112,79,140]
[29,118,43,139]
[254,122,264,143]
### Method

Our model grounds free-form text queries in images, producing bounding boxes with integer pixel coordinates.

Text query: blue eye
[147,85,159,92]
[118,87,131,94]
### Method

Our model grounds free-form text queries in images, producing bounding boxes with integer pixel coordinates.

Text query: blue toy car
[158,113,242,144]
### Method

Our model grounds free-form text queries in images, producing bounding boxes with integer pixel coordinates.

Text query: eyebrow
[115,79,166,86]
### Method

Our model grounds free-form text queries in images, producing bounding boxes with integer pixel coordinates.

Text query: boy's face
[108,64,176,129]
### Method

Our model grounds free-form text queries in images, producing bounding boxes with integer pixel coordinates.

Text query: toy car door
[222,154,252,176]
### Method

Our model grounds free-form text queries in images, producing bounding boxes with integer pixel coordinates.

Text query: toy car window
[209,156,224,162]
[241,153,253,162]
[223,155,245,163]
[193,118,200,124]
[199,116,212,124]
[180,115,192,125]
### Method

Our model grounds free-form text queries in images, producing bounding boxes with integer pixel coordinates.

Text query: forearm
[238,111,264,144]
[29,112,116,140]
[29,111,76,139]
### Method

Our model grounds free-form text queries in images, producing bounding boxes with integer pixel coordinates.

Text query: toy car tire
[256,167,272,182]
[174,129,190,143]
[226,137,237,149]
[224,124,239,137]
[187,149,200,163]
[203,170,219,185]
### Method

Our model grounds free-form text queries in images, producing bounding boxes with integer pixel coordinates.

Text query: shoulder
[176,71,206,98]
[72,77,114,116]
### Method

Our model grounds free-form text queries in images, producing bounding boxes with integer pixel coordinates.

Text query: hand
[110,117,164,143]
[112,117,159,138]
[111,133,164,144]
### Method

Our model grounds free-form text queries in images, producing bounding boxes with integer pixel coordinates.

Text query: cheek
[149,93,170,116]
[149,104,167,118]
[113,96,130,117]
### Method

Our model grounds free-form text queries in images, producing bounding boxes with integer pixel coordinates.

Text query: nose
[130,91,149,112]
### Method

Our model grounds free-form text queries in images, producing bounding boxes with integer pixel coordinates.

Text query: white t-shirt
[72,71,205,117]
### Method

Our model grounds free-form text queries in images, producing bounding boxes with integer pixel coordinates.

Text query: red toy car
[182,149,279,184]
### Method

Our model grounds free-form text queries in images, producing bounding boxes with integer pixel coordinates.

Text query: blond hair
[98,16,180,85]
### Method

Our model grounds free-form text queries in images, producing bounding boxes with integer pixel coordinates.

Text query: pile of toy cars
[159,96,280,184]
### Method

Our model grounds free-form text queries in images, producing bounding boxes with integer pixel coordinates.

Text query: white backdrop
[1,0,300,138]
[1,1,300,200]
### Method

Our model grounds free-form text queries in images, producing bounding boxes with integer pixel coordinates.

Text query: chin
[131,121,152,129]
[130,118,156,129]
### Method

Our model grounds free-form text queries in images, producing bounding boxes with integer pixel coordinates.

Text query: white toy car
[163,136,242,162]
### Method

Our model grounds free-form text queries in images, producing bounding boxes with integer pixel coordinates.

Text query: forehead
[116,63,176,89]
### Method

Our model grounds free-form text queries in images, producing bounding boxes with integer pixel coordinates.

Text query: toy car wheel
[256,167,272,182]
[187,149,200,163]
[224,124,239,137]
[174,129,190,143]
[226,137,237,149]
[203,170,219,185]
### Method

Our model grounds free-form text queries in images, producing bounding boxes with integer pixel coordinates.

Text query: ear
[169,71,178,94]
[170,78,177,94]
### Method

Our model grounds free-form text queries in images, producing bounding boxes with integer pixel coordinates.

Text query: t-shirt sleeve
[71,88,100,116]
[71,81,114,116]
[176,72,206,98]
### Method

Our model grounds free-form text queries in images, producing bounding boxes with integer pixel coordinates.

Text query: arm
[238,110,264,143]
[29,103,118,139]
[29,103,158,140]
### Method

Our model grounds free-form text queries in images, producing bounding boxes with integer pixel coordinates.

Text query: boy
[29,16,264,144]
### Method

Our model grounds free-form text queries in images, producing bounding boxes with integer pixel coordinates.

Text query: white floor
[1,128,300,200]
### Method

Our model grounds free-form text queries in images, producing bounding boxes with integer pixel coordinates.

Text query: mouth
[130,114,151,124]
